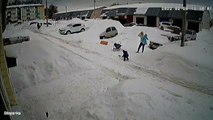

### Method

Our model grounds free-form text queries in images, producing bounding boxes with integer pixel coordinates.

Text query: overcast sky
[43,0,213,11]
[8,0,213,11]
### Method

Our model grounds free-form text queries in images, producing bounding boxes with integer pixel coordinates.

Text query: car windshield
[112,27,116,31]
[67,24,72,27]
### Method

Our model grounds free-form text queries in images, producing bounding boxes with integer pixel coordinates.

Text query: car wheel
[81,28,85,32]
[66,31,71,35]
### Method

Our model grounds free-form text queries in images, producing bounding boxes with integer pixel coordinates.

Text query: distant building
[101,8,136,24]
[100,3,210,32]
[133,7,148,25]
[90,7,106,19]
[202,9,211,29]
[133,7,208,32]
[6,7,18,22]
[52,7,106,20]
[53,10,93,20]
[6,4,45,23]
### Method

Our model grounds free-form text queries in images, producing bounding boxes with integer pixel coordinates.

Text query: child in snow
[122,50,129,61]
[137,31,148,53]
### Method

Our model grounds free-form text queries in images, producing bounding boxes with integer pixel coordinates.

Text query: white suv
[185,30,197,41]
[59,23,85,35]
[159,21,172,30]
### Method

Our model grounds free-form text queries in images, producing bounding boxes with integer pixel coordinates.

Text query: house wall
[114,16,127,24]
[133,15,147,25]
[201,10,211,29]
[127,15,133,23]
[156,17,160,27]
[6,5,45,23]
[21,7,36,21]
[199,22,202,31]
[36,6,45,19]
[91,7,105,18]
[6,8,18,22]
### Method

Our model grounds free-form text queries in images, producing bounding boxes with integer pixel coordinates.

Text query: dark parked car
[123,22,137,27]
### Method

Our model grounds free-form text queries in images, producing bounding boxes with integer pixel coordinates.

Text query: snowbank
[3,18,213,120]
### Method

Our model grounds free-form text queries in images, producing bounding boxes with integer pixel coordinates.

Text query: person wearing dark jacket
[122,50,129,61]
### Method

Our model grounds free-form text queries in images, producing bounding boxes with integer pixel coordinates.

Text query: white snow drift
[3,18,213,120]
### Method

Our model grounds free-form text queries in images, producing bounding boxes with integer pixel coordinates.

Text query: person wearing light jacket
[137,31,148,53]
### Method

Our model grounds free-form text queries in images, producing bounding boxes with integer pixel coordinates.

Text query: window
[67,24,72,27]
[73,24,81,27]
[27,8,30,12]
[7,11,11,16]
[106,28,111,32]
[112,27,116,31]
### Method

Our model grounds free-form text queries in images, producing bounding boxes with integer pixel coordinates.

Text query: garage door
[136,17,144,24]
[188,21,199,32]
[173,19,182,30]
[147,16,157,27]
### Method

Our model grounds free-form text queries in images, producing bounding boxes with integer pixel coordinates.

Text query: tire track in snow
[32,30,213,96]
[32,30,135,82]
[130,60,213,96]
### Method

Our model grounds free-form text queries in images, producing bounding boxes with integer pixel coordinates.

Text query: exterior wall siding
[91,7,105,18]
[133,15,147,25]
[156,17,160,27]
[21,7,36,21]
[6,8,18,22]
[6,4,45,23]
[38,6,45,19]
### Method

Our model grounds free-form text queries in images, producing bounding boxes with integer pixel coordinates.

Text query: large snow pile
[3,18,213,120]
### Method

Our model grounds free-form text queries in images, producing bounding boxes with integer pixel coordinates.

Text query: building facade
[6,7,18,22]
[133,7,210,32]
[6,4,45,23]
[53,7,106,20]
[101,8,136,24]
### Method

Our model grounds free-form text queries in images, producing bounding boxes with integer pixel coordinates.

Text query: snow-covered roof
[56,6,105,14]
[100,8,136,17]
[6,4,44,9]
[105,3,207,11]
[104,3,209,16]
[103,3,209,17]
[134,7,149,15]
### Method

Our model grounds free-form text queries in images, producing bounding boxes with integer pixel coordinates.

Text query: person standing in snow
[137,31,148,53]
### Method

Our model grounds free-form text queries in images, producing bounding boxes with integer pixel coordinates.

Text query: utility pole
[46,0,48,27]
[181,0,187,47]
[65,6,67,19]
[94,0,96,19]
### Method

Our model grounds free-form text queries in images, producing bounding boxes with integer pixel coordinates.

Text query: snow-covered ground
[3,18,213,120]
